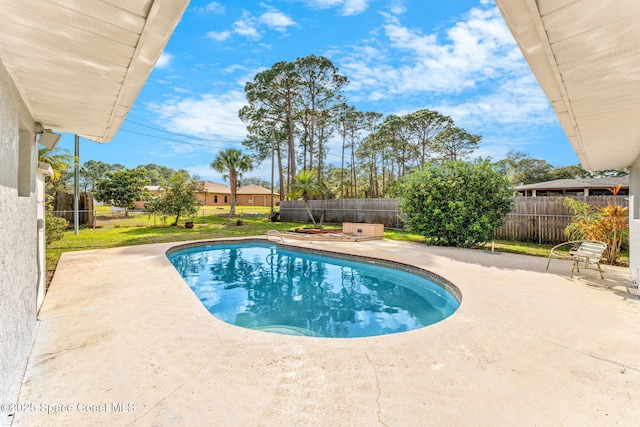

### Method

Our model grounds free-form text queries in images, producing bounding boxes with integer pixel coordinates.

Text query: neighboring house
[516,176,629,197]
[134,185,163,210]
[146,186,163,197]
[495,0,640,282]
[198,181,232,206]
[139,181,281,208]
[237,185,281,206]
[197,181,280,207]
[0,0,188,416]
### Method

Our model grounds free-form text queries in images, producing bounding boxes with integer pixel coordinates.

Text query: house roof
[0,0,189,143]
[494,0,640,171]
[515,176,629,191]
[200,181,278,195]
[237,185,275,195]
[201,181,230,194]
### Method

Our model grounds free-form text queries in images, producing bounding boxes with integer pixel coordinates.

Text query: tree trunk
[277,144,285,201]
[309,113,315,173]
[351,143,357,197]
[229,169,237,216]
[287,110,296,185]
[304,200,317,228]
[341,135,346,198]
[317,137,324,183]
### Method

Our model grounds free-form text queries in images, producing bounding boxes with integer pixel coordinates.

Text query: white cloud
[388,0,407,15]
[203,2,225,14]
[434,75,555,129]
[155,52,173,69]
[236,66,267,88]
[208,7,296,42]
[233,14,261,39]
[223,64,248,74]
[380,7,522,93]
[207,30,231,41]
[186,163,226,181]
[259,11,296,31]
[303,0,343,8]
[335,4,550,130]
[300,0,369,16]
[339,6,524,95]
[342,0,369,16]
[145,87,286,181]
[194,2,225,14]
[148,90,248,143]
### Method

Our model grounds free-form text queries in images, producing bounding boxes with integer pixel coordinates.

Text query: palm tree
[290,169,324,228]
[211,148,253,216]
[38,147,73,182]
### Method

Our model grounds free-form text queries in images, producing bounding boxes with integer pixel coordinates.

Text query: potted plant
[184,221,194,229]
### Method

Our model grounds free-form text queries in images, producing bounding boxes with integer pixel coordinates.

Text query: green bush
[45,211,69,244]
[396,160,513,247]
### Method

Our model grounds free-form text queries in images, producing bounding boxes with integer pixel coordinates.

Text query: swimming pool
[168,241,460,338]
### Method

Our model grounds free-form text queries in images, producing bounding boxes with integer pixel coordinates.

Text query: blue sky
[57,0,578,183]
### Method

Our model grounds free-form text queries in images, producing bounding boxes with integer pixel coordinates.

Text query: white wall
[0,58,39,414]
[629,156,640,284]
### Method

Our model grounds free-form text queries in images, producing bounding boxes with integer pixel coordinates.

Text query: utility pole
[73,134,80,235]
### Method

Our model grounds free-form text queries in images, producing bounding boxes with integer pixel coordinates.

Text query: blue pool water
[168,242,460,338]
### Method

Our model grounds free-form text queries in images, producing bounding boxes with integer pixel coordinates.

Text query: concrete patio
[9,238,640,426]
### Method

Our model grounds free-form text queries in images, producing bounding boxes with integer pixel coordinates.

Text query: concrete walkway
[11,238,640,426]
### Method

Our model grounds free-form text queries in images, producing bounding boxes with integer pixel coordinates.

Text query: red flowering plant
[563,185,628,264]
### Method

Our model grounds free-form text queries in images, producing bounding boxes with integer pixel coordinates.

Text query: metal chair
[546,240,607,279]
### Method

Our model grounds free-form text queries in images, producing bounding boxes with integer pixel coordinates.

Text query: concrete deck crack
[124,361,211,426]
[510,326,640,373]
[364,352,388,427]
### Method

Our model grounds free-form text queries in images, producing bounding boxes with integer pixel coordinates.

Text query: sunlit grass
[47,215,297,270]
[382,229,425,243]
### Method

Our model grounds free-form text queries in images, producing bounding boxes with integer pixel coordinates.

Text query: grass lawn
[47,214,296,270]
[47,212,629,278]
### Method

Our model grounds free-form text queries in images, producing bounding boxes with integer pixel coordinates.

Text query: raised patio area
[9,238,640,426]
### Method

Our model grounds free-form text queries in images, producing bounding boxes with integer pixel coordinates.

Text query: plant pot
[184,221,194,229]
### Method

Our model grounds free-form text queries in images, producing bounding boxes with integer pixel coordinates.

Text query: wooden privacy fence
[494,195,628,244]
[52,192,94,227]
[280,198,403,229]
[280,196,628,244]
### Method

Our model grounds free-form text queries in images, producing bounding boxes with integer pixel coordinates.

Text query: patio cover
[494,0,640,171]
[0,0,189,142]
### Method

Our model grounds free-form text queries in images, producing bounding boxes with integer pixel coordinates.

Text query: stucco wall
[236,194,280,206]
[629,157,640,284]
[0,58,38,414]
[197,192,228,206]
